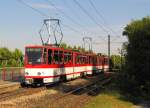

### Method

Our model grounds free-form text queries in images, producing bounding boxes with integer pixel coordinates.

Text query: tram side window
[68,53,72,63]
[104,58,108,65]
[94,57,97,65]
[81,56,83,64]
[98,57,100,65]
[81,56,86,64]
[59,51,63,64]
[89,56,91,64]
[70,53,72,63]
[54,50,59,64]
[76,54,81,64]
[86,56,88,64]
[82,57,85,64]
[64,52,67,63]
[43,48,47,64]
[92,57,95,65]
[92,57,94,64]
[75,55,78,64]
[64,52,72,64]
[80,57,82,64]
[48,49,52,64]
[99,58,101,65]
[83,56,85,64]
[84,57,86,64]
[76,54,87,64]
[96,57,98,65]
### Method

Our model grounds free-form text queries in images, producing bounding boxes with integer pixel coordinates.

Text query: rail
[51,76,112,101]
[0,87,46,101]
[0,73,112,103]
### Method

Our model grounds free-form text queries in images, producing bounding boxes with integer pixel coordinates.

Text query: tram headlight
[37,72,41,75]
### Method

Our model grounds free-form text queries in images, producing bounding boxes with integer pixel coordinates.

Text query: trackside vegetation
[110,55,122,70]
[116,16,150,100]
[84,91,134,108]
[0,48,23,67]
[85,16,150,108]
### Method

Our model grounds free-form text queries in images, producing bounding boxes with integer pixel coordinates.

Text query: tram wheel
[80,72,84,78]
[60,75,66,82]
[20,82,27,88]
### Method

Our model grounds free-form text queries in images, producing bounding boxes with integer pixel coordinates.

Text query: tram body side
[23,46,109,85]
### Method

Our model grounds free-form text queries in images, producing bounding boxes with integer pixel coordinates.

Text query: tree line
[60,42,89,53]
[116,16,150,100]
[0,48,23,67]
[0,43,122,69]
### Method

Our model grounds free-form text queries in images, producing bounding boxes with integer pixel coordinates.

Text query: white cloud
[30,3,54,9]
[30,3,63,10]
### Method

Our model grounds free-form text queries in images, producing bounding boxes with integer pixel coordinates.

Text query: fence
[0,67,24,82]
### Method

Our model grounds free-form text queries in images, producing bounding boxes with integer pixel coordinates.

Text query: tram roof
[25,45,106,57]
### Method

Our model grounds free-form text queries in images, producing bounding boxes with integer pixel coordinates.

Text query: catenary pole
[108,35,110,71]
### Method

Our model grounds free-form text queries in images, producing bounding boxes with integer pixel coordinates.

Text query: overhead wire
[45,0,106,41]
[60,0,102,37]
[17,0,107,42]
[73,0,123,42]
[17,0,123,52]
[17,0,49,18]
[73,0,109,34]
[87,0,125,45]
[93,41,125,45]
[17,0,86,37]
[88,0,120,37]
[45,0,86,30]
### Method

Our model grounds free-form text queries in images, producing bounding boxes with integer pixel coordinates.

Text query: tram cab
[24,45,73,85]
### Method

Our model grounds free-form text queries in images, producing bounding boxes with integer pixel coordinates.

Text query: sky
[0,0,150,54]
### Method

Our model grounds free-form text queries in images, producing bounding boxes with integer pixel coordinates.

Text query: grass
[84,91,135,108]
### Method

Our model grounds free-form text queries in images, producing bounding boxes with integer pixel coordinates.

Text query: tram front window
[26,48,42,64]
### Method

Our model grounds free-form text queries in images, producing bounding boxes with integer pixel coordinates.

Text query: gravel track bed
[0,74,106,108]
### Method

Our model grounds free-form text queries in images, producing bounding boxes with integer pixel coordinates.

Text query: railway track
[0,83,19,89]
[0,83,20,95]
[50,76,112,102]
[0,87,46,102]
[0,73,111,103]
[0,88,26,101]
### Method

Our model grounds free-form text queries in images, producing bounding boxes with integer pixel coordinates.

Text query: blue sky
[0,0,150,54]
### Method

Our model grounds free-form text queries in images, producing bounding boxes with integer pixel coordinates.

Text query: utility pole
[108,35,110,71]
[91,38,93,52]
[120,49,123,72]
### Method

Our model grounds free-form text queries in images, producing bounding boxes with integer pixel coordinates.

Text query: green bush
[117,16,150,99]
[0,47,24,67]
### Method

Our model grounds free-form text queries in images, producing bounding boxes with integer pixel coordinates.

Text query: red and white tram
[23,45,109,86]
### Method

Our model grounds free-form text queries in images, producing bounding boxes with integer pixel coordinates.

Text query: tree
[110,55,122,69]
[0,48,12,66]
[119,16,150,97]
[60,42,68,49]
[60,42,88,53]
[12,49,24,66]
[73,46,77,51]
[0,48,24,67]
